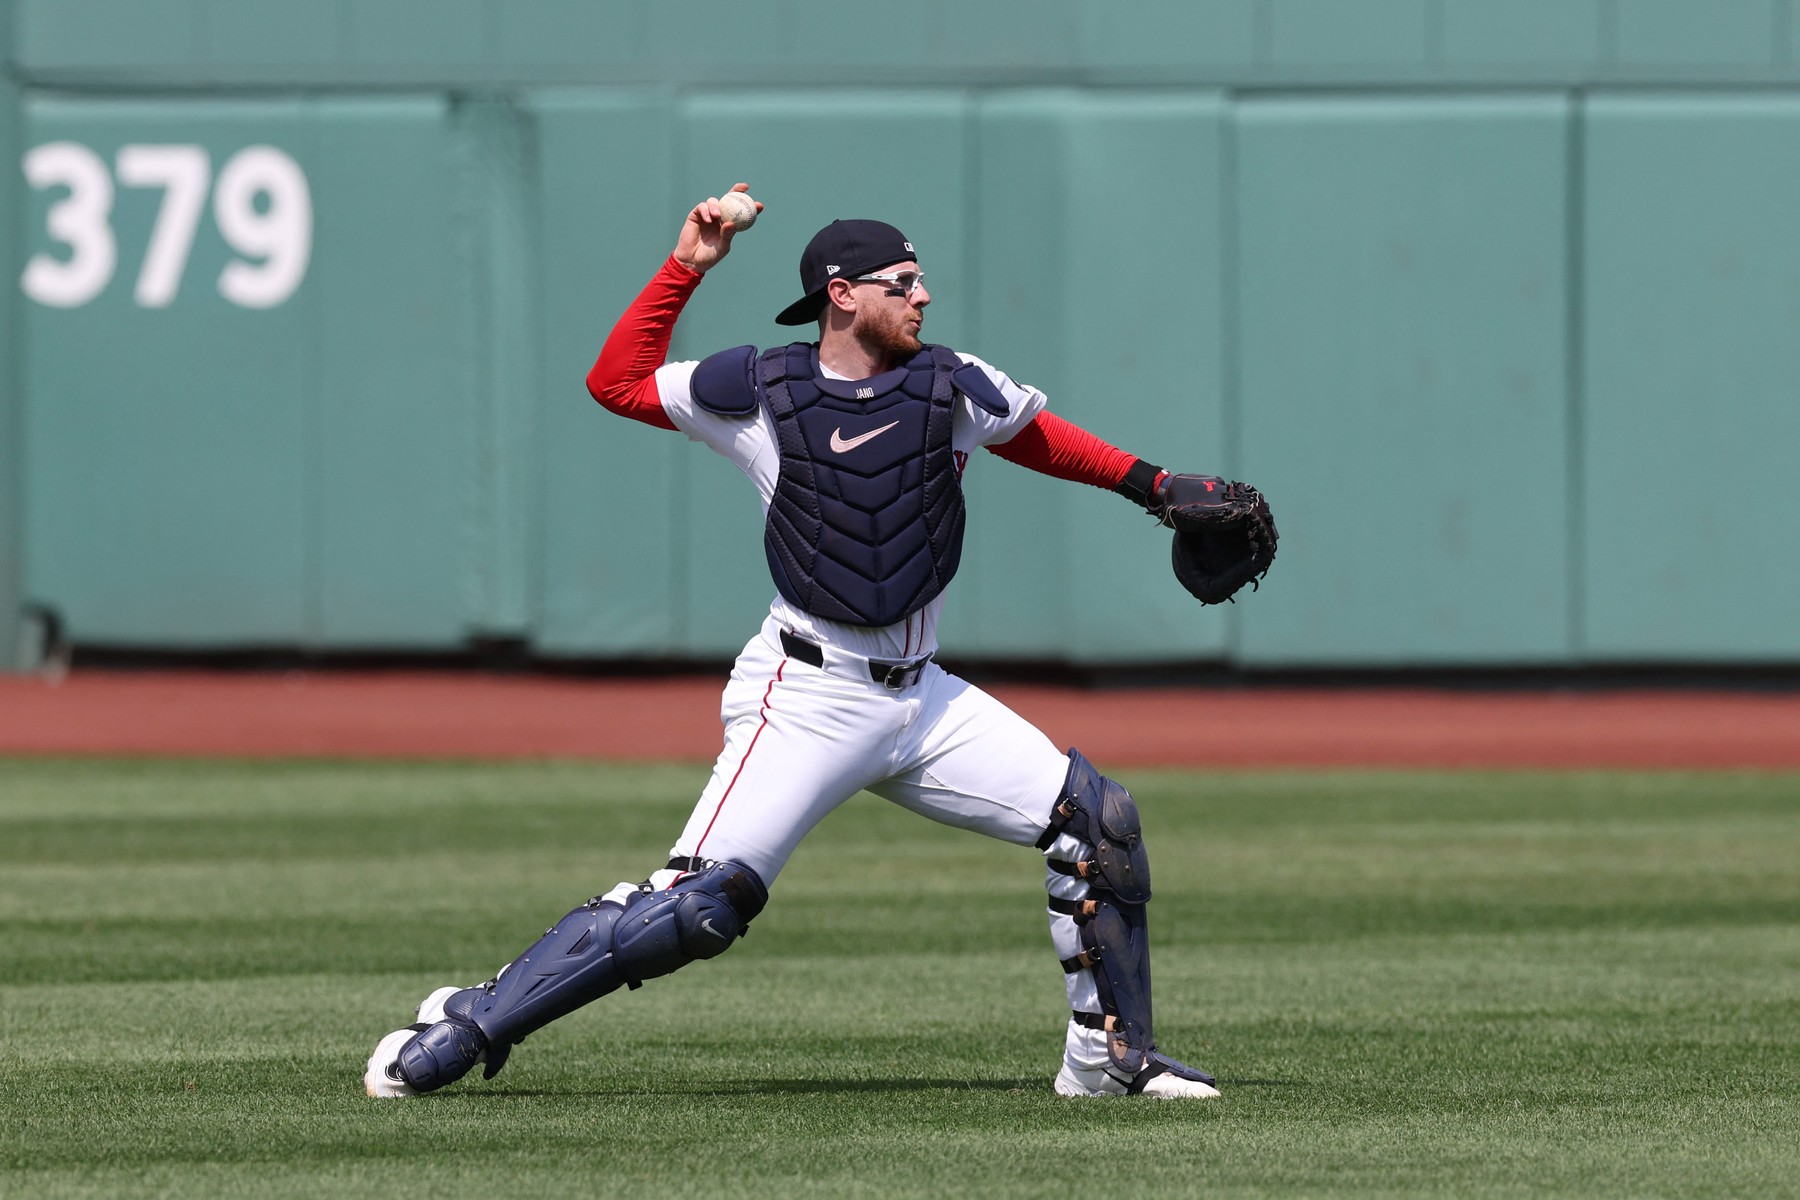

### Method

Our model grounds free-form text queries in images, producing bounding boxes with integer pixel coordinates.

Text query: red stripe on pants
[694,661,785,857]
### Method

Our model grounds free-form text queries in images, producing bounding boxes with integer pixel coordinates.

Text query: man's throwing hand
[674,183,764,274]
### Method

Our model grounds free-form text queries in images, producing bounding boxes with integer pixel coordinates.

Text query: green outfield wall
[1,0,23,668]
[6,1,1800,668]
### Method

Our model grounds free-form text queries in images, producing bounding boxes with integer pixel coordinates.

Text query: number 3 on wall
[20,142,313,310]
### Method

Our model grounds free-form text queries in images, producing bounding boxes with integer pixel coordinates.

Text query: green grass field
[2,759,1797,1198]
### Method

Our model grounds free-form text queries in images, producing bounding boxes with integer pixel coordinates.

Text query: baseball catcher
[365,184,1276,1102]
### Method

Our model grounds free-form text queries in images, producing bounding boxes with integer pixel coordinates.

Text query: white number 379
[21,141,312,310]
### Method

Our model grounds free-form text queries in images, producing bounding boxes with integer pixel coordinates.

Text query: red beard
[853,303,923,363]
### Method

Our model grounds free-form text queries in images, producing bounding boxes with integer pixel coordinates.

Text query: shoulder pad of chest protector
[690,344,760,417]
[947,356,1010,418]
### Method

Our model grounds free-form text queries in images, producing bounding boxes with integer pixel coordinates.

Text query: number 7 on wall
[21,141,313,310]
[115,144,211,307]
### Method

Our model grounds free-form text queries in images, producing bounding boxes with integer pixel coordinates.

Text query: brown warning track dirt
[2,669,1797,768]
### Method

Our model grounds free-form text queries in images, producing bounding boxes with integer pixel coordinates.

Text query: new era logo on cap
[776,219,918,325]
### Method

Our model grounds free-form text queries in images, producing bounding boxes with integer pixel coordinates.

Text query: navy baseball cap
[774,219,918,326]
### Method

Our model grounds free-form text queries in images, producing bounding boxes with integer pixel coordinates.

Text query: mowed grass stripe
[1,761,1796,1198]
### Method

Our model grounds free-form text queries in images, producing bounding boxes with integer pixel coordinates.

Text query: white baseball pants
[664,616,1123,1088]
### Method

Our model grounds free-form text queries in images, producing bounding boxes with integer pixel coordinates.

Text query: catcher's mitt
[1154,474,1278,605]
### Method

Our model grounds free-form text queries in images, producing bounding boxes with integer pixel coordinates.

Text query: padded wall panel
[1235,96,1573,665]
[673,91,970,657]
[455,99,542,641]
[20,95,484,648]
[531,92,681,656]
[310,97,472,646]
[204,0,346,69]
[16,0,199,70]
[782,1,938,68]
[1612,0,1782,67]
[1265,0,1435,66]
[642,4,829,76]
[915,0,1080,69]
[1440,0,1604,66]
[21,98,313,643]
[964,91,1229,662]
[343,0,487,68]
[496,2,639,70]
[1581,95,1800,659]
[1075,1,1257,70]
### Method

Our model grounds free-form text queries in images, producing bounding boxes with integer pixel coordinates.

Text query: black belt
[780,630,932,691]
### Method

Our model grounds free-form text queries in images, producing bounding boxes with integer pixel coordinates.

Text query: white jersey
[654,352,1047,660]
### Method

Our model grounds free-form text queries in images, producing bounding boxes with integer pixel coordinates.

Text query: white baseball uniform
[643,351,1120,1092]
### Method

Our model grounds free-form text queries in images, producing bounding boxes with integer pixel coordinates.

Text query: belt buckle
[879,662,909,691]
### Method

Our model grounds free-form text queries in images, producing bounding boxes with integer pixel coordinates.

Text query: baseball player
[365,184,1274,1101]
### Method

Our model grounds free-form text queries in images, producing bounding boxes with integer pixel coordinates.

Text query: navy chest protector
[690,342,1010,627]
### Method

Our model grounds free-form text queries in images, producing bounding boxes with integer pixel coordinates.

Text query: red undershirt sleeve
[987,410,1150,491]
[584,255,703,433]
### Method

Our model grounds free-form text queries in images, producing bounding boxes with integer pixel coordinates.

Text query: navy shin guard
[1080,898,1154,1076]
[1044,750,1208,1085]
[396,860,768,1093]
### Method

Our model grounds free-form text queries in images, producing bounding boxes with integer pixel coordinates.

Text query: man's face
[849,261,930,358]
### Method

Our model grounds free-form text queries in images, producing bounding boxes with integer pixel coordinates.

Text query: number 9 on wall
[20,142,313,310]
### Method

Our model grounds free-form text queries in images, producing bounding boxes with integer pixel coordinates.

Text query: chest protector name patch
[690,341,1009,627]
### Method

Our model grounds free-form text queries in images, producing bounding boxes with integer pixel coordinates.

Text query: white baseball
[718,191,758,229]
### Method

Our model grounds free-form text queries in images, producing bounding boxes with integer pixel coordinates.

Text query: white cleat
[361,986,466,1099]
[1135,1070,1223,1099]
[363,1028,420,1098]
[1054,1061,1110,1097]
[1054,1057,1221,1099]
[413,986,461,1026]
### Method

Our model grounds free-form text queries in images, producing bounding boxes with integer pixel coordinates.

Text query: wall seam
[479,95,537,640]
[450,92,491,642]
[667,87,690,653]
[301,96,325,648]
[0,0,24,668]
[1220,89,1244,665]
[1565,89,1587,664]
[519,97,548,646]
[958,85,986,654]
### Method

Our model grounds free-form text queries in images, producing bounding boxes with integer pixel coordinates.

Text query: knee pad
[610,861,766,980]
[1037,749,1150,903]
[1042,749,1158,1079]
[402,859,768,1092]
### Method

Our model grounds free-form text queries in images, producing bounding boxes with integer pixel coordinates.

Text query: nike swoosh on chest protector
[829,420,901,454]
